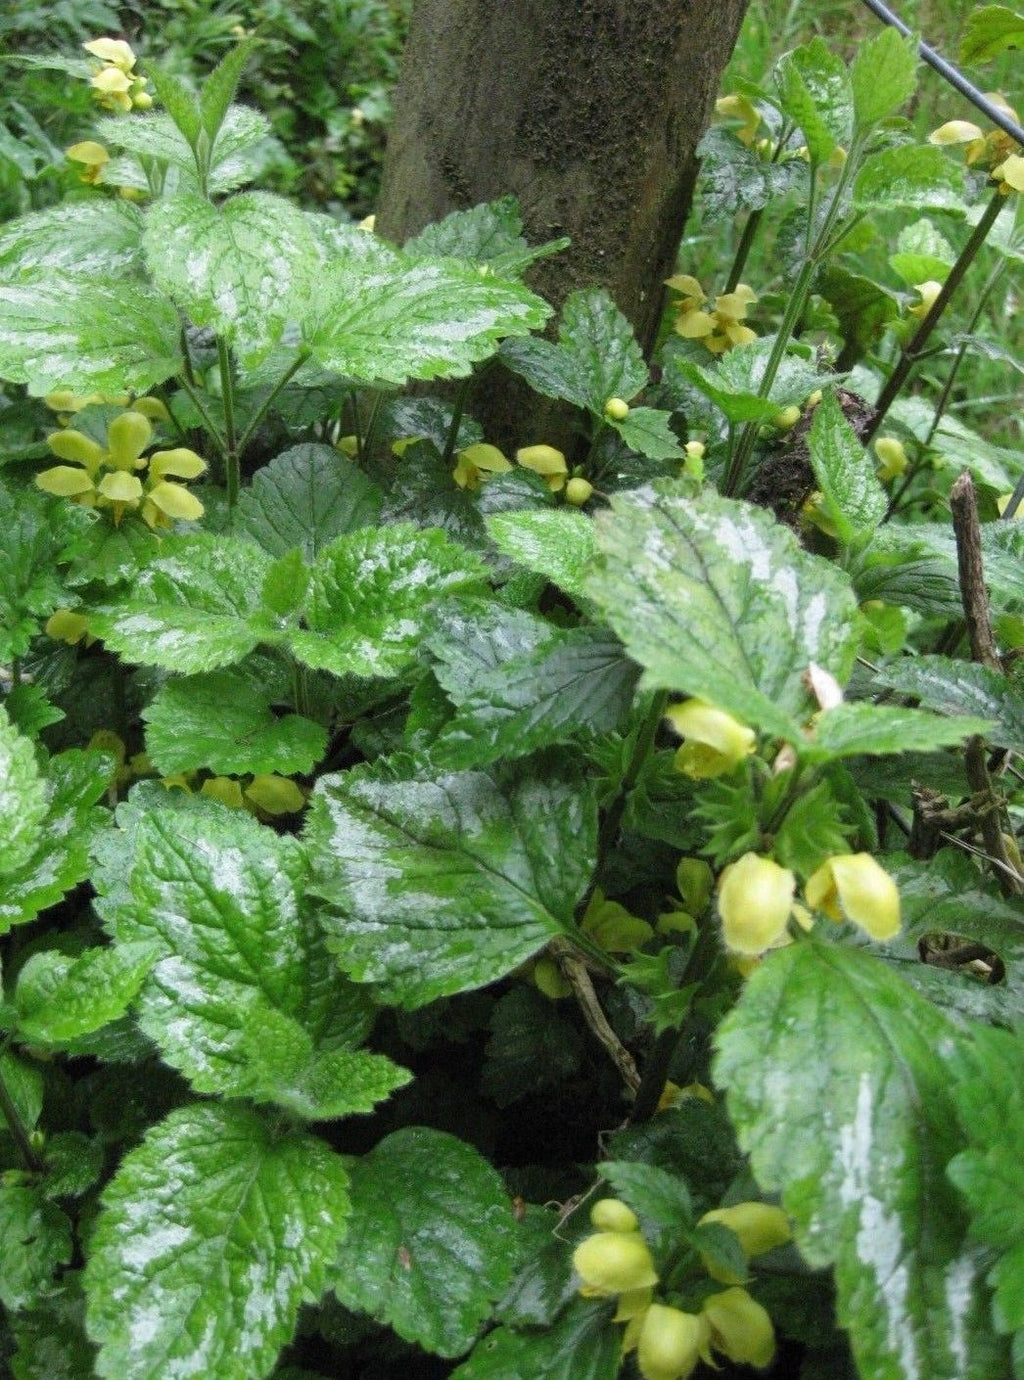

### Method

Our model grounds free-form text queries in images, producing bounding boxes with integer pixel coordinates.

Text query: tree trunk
[376,0,750,358]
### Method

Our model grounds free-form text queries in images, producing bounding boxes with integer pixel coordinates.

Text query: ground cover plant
[0,6,1023,1379]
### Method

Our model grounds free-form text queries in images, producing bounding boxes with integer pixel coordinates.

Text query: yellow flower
[668,278,758,354]
[590,1199,639,1233]
[717,854,796,955]
[531,957,572,1000]
[636,1304,710,1380]
[83,37,136,71]
[200,777,246,810]
[702,1288,775,1369]
[716,94,762,147]
[614,1286,654,1323]
[665,698,756,779]
[805,853,901,941]
[516,444,568,491]
[572,1231,659,1297]
[66,140,109,185]
[452,442,511,490]
[565,477,594,506]
[928,98,1020,169]
[874,437,908,481]
[993,153,1024,194]
[45,609,90,645]
[698,1203,791,1281]
[245,775,305,816]
[929,119,984,146]
[909,280,942,319]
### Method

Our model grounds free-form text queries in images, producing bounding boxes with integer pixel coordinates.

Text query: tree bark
[376,0,750,357]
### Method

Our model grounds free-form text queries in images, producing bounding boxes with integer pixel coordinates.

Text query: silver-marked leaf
[142,670,327,776]
[304,256,551,386]
[485,509,597,603]
[774,37,854,164]
[807,393,887,543]
[0,278,181,396]
[144,192,317,366]
[587,481,859,737]
[86,534,276,672]
[668,337,830,425]
[0,1188,72,1311]
[609,406,684,461]
[854,146,967,214]
[235,444,384,560]
[0,200,143,280]
[404,196,569,277]
[0,704,47,877]
[334,1127,518,1356]
[97,104,270,177]
[290,524,487,679]
[84,1102,350,1380]
[12,944,155,1045]
[305,757,596,1007]
[873,655,1024,752]
[715,938,1009,1380]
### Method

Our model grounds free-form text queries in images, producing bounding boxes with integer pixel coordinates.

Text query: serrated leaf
[261,547,309,617]
[235,444,384,559]
[775,37,854,163]
[598,1160,693,1233]
[817,267,900,361]
[0,200,143,280]
[586,481,859,738]
[118,805,373,1106]
[961,5,1024,64]
[873,655,1024,752]
[304,256,551,386]
[12,944,155,1045]
[486,509,597,603]
[146,65,201,147]
[9,1275,95,1380]
[0,480,88,661]
[200,36,257,143]
[0,749,111,933]
[947,1025,1024,1343]
[0,277,182,397]
[810,701,993,758]
[404,196,569,277]
[806,392,888,543]
[86,533,276,672]
[715,938,1007,1380]
[850,26,917,127]
[305,757,596,1007]
[668,337,829,424]
[499,287,648,415]
[333,1127,518,1356]
[97,105,270,178]
[451,1297,619,1380]
[84,1102,351,1380]
[0,1188,72,1311]
[854,145,967,213]
[0,1049,43,1136]
[290,524,487,679]
[428,603,638,767]
[481,987,584,1106]
[144,192,317,367]
[697,127,807,222]
[609,406,684,461]
[867,520,1024,614]
[40,1133,104,1201]
[143,670,327,776]
[0,704,47,876]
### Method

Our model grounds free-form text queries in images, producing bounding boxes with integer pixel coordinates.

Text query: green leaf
[304,256,551,386]
[854,145,967,214]
[481,987,584,1106]
[97,106,270,179]
[404,196,569,277]
[669,337,829,424]
[290,524,487,679]
[609,406,684,461]
[715,938,1007,1380]
[598,1160,693,1233]
[485,509,597,603]
[867,520,1024,615]
[235,443,384,560]
[806,392,888,543]
[0,201,143,280]
[961,6,1024,64]
[333,1127,518,1357]
[0,1188,72,1311]
[0,749,111,934]
[86,534,276,672]
[451,1297,619,1380]
[499,287,648,415]
[873,655,1024,752]
[144,192,317,367]
[142,670,327,776]
[40,1133,104,1201]
[0,480,88,662]
[145,65,202,148]
[0,278,182,397]
[305,756,597,1007]
[889,218,955,286]
[947,1025,1024,1342]
[12,944,155,1045]
[850,26,918,128]
[817,266,901,361]
[811,701,993,758]
[200,36,257,144]
[0,1049,43,1136]
[697,127,807,222]
[0,704,47,876]
[775,37,854,163]
[118,805,374,1106]
[84,1102,351,1380]
[427,604,639,767]
[9,1276,96,1380]
[586,481,859,738]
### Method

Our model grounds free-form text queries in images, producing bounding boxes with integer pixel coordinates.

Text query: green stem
[10,656,21,689]
[723,128,792,294]
[348,389,364,461]
[0,1041,44,1174]
[865,190,1006,444]
[361,391,386,463]
[440,377,472,467]
[925,258,1006,449]
[217,337,239,511]
[179,325,197,388]
[292,660,311,719]
[237,351,310,455]
[177,374,227,460]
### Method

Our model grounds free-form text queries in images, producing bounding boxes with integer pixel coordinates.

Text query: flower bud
[772,404,800,431]
[605,397,630,421]
[702,1288,775,1369]
[572,1230,659,1296]
[590,1198,639,1233]
[993,153,1024,193]
[637,1304,709,1380]
[683,440,705,480]
[531,957,571,1000]
[665,698,755,780]
[698,1203,791,1259]
[565,477,594,506]
[874,437,908,481]
[805,853,900,941]
[717,854,795,955]
[245,774,305,815]
[45,609,89,645]
[909,280,942,319]
[676,857,713,917]
[132,89,154,110]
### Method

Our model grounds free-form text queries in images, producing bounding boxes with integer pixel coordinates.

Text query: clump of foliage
[0,10,1023,1380]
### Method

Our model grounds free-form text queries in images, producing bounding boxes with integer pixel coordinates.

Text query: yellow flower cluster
[83,37,152,112]
[572,1195,785,1379]
[162,771,306,818]
[449,440,595,505]
[35,402,206,530]
[666,276,758,354]
[929,95,1023,195]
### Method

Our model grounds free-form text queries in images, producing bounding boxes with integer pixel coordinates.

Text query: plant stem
[723,128,792,294]
[0,1042,44,1174]
[596,691,669,868]
[176,374,227,460]
[865,191,1006,444]
[217,337,239,511]
[924,257,1006,449]
[440,377,471,467]
[292,660,311,719]
[179,325,197,388]
[237,351,310,455]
